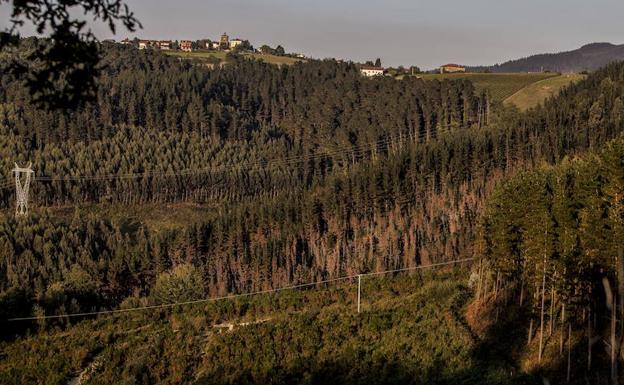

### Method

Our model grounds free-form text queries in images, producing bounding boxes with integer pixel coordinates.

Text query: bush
[150,264,206,304]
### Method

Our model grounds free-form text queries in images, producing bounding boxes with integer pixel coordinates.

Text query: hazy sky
[2,0,624,68]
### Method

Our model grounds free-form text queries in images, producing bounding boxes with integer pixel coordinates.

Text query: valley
[0,35,624,384]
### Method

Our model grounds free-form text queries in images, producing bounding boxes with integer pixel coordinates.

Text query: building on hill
[440,64,466,73]
[159,40,171,50]
[230,39,243,49]
[360,65,385,77]
[180,40,193,52]
[138,40,151,50]
[220,33,230,50]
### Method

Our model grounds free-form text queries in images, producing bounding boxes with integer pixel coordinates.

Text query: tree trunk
[588,305,592,372]
[567,323,572,383]
[549,283,555,336]
[476,260,483,303]
[612,294,618,385]
[617,253,624,364]
[560,303,566,356]
[520,259,527,306]
[539,260,546,363]
[494,271,500,301]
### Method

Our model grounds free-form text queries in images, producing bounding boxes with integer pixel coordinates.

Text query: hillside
[0,47,623,316]
[0,270,542,385]
[1,44,624,384]
[419,72,557,102]
[163,50,305,66]
[503,73,587,110]
[473,42,624,73]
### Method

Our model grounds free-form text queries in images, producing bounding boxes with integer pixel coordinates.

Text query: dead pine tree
[476,259,484,304]
[603,275,618,385]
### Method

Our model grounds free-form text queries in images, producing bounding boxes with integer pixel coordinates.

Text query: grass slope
[34,202,218,233]
[0,271,539,385]
[164,50,228,61]
[164,50,304,66]
[420,73,558,102]
[503,73,586,110]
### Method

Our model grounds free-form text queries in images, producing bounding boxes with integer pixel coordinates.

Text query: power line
[0,133,535,223]
[0,124,468,188]
[5,258,474,322]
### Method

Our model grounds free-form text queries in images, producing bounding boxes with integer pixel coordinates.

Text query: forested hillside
[1,45,624,323]
[0,43,485,205]
[472,42,624,73]
[1,37,624,384]
[477,137,624,383]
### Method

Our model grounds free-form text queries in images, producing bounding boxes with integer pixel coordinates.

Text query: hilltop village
[106,33,470,77]
[113,32,304,59]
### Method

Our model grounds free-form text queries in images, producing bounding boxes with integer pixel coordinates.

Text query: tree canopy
[0,0,140,109]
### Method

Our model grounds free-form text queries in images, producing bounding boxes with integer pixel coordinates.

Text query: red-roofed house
[440,64,466,73]
[180,40,193,52]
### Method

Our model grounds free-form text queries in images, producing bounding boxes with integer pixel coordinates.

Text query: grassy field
[4,202,219,234]
[419,72,559,102]
[164,50,304,66]
[503,73,586,110]
[164,50,228,61]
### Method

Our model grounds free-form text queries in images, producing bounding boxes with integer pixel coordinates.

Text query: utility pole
[357,274,362,313]
[12,163,34,218]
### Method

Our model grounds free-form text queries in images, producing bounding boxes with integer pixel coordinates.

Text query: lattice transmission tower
[13,163,34,217]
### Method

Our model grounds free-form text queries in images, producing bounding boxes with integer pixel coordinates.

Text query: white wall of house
[360,69,384,77]
[230,39,243,49]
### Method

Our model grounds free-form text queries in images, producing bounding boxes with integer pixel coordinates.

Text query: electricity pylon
[13,163,34,217]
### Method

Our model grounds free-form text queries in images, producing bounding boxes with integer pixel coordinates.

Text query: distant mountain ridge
[470,42,624,73]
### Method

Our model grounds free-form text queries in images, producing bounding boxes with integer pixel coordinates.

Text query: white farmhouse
[230,39,244,49]
[360,65,384,77]
[159,40,171,50]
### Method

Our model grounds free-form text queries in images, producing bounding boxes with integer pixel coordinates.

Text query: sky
[2,0,624,69]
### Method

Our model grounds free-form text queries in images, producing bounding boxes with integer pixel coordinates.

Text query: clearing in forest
[503,73,587,110]
[419,72,559,102]
[164,50,304,65]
